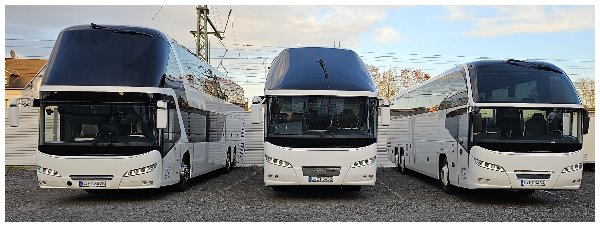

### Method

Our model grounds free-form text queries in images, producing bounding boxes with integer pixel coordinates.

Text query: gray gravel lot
[5,166,595,222]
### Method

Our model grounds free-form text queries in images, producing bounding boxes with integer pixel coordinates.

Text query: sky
[4,5,595,101]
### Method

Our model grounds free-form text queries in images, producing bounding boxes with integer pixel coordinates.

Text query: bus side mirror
[380,99,390,126]
[251,96,263,124]
[583,109,590,135]
[472,113,483,133]
[9,99,20,127]
[156,100,168,129]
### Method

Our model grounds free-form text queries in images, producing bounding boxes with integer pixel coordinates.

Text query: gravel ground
[5,166,595,222]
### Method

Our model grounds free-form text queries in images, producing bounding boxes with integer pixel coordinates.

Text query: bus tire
[173,154,190,192]
[222,149,232,174]
[440,157,457,194]
[398,149,408,175]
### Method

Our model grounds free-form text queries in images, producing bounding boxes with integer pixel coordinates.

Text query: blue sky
[4,5,595,99]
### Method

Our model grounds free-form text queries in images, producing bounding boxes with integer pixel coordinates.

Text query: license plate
[308,176,333,183]
[79,180,106,188]
[520,180,545,187]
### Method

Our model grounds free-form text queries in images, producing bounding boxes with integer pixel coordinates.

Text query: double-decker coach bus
[251,47,390,191]
[387,60,589,195]
[10,24,245,192]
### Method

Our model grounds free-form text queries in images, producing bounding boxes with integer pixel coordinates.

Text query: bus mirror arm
[472,113,483,133]
[251,96,265,124]
[156,100,168,129]
[582,109,590,135]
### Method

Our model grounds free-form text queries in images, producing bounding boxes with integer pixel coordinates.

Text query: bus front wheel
[440,158,457,194]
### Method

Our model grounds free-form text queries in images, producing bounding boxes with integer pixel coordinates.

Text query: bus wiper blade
[90,23,153,37]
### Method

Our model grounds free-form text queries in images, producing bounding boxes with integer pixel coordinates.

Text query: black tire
[173,158,190,192]
[440,158,457,194]
[517,190,536,196]
[222,150,232,173]
[398,150,408,175]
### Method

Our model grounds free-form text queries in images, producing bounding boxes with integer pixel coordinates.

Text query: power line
[148,5,164,25]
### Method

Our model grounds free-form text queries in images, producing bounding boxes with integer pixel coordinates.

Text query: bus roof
[265,47,376,92]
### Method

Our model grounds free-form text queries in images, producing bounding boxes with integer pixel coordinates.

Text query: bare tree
[367,65,400,102]
[574,77,595,109]
[400,68,431,90]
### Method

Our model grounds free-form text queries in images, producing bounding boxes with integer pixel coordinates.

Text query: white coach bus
[251,47,390,191]
[387,60,589,195]
[10,24,245,192]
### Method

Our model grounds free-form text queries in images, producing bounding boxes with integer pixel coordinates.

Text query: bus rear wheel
[398,150,408,175]
[173,158,190,192]
[440,158,457,194]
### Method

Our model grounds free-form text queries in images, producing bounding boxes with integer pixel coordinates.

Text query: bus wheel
[174,158,190,192]
[440,158,457,194]
[398,150,408,175]
[517,190,536,196]
[222,150,232,173]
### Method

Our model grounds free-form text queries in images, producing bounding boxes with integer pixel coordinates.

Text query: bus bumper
[263,142,377,186]
[36,150,163,190]
[466,146,583,190]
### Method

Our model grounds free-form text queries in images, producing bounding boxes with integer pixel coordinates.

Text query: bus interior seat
[498,109,522,137]
[526,113,548,135]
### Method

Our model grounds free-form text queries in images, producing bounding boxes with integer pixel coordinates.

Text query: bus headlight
[561,163,583,173]
[37,166,61,177]
[265,154,293,168]
[473,158,505,172]
[123,163,157,177]
[351,156,377,168]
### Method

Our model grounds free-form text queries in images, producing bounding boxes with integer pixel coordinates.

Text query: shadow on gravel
[68,167,232,201]
[403,170,552,205]
[269,186,367,200]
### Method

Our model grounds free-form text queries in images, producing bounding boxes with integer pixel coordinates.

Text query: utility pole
[190,5,225,64]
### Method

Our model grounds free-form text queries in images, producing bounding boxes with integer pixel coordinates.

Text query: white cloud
[443,6,594,37]
[373,26,400,43]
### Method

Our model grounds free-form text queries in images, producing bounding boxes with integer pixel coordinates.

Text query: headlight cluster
[473,158,505,172]
[123,163,157,177]
[37,166,61,177]
[265,154,293,168]
[562,163,583,173]
[351,156,377,168]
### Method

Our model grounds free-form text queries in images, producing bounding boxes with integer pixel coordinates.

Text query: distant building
[4,57,47,106]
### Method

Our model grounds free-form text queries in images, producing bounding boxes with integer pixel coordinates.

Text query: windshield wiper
[90,23,153,38]
[316,58,330,89]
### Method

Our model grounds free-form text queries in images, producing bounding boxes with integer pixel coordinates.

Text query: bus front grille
[516,174,551,179]
[69,175,114,180]
[302,167,341,177]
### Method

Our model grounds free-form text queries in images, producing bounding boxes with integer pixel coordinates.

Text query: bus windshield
[42,28,170,87]
[267,96,377,138]
[473,108,583,152]
[40,103,158,152]
[471,62,580,104]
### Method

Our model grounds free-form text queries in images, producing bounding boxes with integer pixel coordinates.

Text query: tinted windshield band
[266,137,376,148]
[474,143,581,153]
[38,145,157,156]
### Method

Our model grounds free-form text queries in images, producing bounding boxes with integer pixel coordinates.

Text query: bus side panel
[413,113,439,178]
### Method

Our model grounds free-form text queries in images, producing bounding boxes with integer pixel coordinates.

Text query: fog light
[478,178,483,181]
[66,181,72,186]
[363,175,367,179]
[485,179,490,182]
[274,175,279,179]
[268,174,273,178]
[369,175,374,178]
[149,181,154,184]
